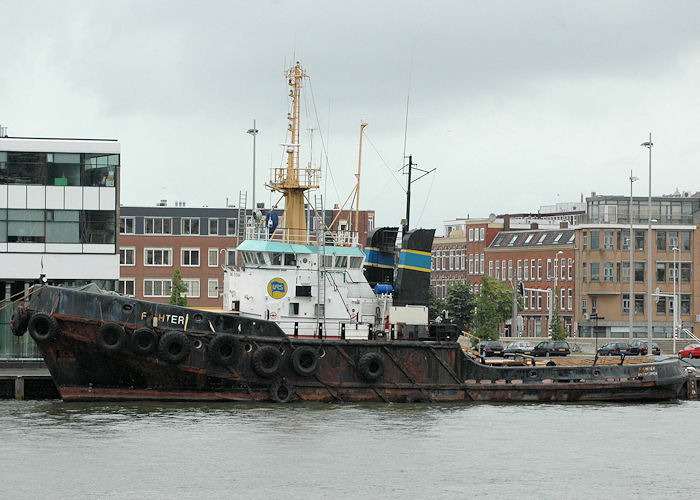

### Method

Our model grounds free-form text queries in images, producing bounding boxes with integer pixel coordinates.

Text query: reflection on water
[1,400,698,499]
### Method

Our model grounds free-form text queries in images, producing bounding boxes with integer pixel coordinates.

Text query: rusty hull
[25,286,688,403]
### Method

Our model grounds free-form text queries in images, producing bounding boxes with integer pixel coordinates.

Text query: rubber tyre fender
[209,334,240,367]
[291,346,320,377]
[11,306,30,337]
[28,313,59,343]
[96,323,127,354]
[158,331,191,365]
[358,352,385,383]
[269,379,295,403]
[252,345,282,378]
[131,328,159,356]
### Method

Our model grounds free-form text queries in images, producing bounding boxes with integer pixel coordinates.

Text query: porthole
[193,313,204,323]
[528,370,537,378]
[193,339,203,350]
[319,348,326,358]
[122,304,133,312]
[244,343,253,353]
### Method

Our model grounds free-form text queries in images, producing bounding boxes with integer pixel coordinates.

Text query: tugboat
[10,62,689,402]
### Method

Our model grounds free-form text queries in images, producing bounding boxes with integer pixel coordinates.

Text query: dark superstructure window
[0,151,119,187]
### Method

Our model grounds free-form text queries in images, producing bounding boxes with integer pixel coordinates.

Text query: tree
[550,287,568,340]
[429,289,446,322]
[170,268,188,307]
[472,276,520,341]
[445,281,476,331]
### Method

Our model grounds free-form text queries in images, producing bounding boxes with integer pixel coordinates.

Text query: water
[1,400,698,499]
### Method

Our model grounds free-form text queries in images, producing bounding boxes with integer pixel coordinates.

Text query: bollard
[15,376,24,400]
[341,323,346,340]
[368,325,373,340]
[318,323,323,339]
[294,322,298,337]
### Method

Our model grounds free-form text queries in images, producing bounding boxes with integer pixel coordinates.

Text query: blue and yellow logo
[267,278,287,299]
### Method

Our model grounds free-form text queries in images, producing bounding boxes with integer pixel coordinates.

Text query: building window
[591,298,598,315]
[590,230,600,250]
[656,262,666,282]
[119,247,135,266]
[582,298,587,314]
[634,294,644,314]
[537,259,542,280]
[523,260,529,281]
[530,259,535,281]
[226,248,236,266]
[603,230,614,250]
[181,218,200,235]
[143,279,172,297]
[480,228,485,241]
[144,248,172,266]
[681,262,691,283]
[144,217,172,235]
[603,262,613,282]
[208,248,219,267]
[501,261,506,282]
[468,254,474,275]
[488,260,493,277]
[517,260,522,280]
[119,216,134,235]
[567,288,572,310]
[468,228,474,241]
[368,215,374,232]
[634,262,645,282]
[590,262,600,282]
[582,231,588,250]
[208,279,218,298]
[209,218,219,235]
[495,261,500,280]
[118,279,135,297]
[582,262,587,282]
[227,218,237,236]
[657,296,666,315]
[480,254,484,274]
[560,288,565,310]
[546,259,552,280]
[681,231,691,251]
[560,258,565,281]
[681,294,691,315]
[622,294,631,314]
[181,248,200,267]
[567,258,573,280]
[537,293,542,310]
[656,230,666,252]
[634,231,645,251]
[183,279,200,298]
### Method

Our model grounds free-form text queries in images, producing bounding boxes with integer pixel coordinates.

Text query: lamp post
[629,171,638,341]
[641,134,653,347]
[672,245,679,353]
[246,120,259,213]
[548,250,564,337]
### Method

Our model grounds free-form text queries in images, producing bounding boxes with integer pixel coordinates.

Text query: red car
[678,344,700,359]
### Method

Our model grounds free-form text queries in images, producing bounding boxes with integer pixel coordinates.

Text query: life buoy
[158,331,191,365]
[269,379,295,403]
[209,334,240,367]
[252,345,282,377]
[131,328,158,356]
[291,346,320,377]
[11,306,30,337]
[358,352,385,383]
[96,323,127,354]
[28,313,59,343]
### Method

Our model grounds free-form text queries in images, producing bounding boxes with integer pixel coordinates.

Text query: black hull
[22,286,688,403]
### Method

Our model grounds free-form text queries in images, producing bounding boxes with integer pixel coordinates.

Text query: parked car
[532,340,570,357]
[597,342,631,356]
[629,341,661,356]
[504,341,535,356]
[678,344,700,359]
[478,341,505,357]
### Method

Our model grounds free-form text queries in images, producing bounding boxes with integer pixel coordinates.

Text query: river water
[1,400,698,499]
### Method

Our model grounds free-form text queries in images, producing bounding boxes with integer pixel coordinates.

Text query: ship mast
[268,62,320,244]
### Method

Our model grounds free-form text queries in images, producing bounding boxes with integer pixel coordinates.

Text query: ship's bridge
[236,240,365,270]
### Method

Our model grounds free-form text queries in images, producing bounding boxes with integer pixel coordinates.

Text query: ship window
[349,256,363,268]
[335,256,348,268]
[284,253,296,266]
[324,255,333,268]
[289,302,300,315]
[271,253,283,265]
[255,252,266,265]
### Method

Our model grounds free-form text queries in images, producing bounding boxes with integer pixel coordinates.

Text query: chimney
[503,214,510,231]
[157,199,167,207]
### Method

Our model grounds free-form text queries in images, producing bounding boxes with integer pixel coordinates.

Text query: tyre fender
[252,345,282,378]
[96,323,127,354]
[291,346,320,377]
[158,331,191,365]
[28,313,59,343]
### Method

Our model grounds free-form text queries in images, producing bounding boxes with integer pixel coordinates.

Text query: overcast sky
[2,0,700,233]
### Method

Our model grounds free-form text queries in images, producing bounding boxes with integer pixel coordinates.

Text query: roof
[489,229,575,249]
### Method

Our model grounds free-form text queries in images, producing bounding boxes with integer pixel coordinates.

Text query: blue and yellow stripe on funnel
[398,249,431,273]
[364,246,395,269]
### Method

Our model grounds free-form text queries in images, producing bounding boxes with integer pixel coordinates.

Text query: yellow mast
[267,62,320,244]
[352,121,367,239]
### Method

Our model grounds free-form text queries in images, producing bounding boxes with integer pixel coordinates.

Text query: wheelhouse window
[349,256,363,268]
[335,256,348,268]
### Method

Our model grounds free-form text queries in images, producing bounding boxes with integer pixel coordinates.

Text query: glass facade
[587,197,698,225]
[0,151,118,186]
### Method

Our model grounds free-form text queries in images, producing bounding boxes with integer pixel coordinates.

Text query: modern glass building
[0,136,120,358]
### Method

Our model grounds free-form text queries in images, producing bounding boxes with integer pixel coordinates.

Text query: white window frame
[469,228,474,241]
[143,279,172,297]
[208,248,219,267]
[144,248,173,267]
[181,217,200,235]
[181,248,200,267]
[480,228,485,241]
[560,288,566,310]
[537,259,542,280]
[226,218,237,236]
[488,260,493,277]
[144,217,172,235]
[120,216,135,235]
[208,218,219,235]
[208,278,219,298]
[468,254,474,275]
[530,259,535,281]
[183,279,200,299]
[567,258,573,280]
[119,247,135,266]
[119,278,135,297]
[501,261,506,281]
[567,288,573,310]
[226,248,236,266]
[480,254,484,274]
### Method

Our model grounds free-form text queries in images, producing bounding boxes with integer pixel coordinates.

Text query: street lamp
[247,120,259,213]
[641,134,653,347]
[672,245,680,353]
[629,171,638,341]
[548,250,564,336]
